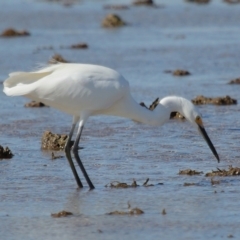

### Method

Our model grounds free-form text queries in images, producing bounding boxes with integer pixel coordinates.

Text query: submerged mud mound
[205,166,240,177]
[102,14,126,28]
[192,95,237,105]
[41,131,69,150]
[0,145,14,159]
[1,28,30,37]
[24,101,46,107]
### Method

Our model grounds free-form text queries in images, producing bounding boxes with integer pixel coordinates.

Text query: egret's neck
[101,93,170,126]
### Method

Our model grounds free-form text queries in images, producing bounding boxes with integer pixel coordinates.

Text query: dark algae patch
[24,101,46,107]
[192,95,237,105]
[41,131,69,150]
[1,28,30,37]
[205,166,240,177]
[179,169,203,175]
[102,14,126,28]
[51,211,73,218]
[0,145,14,159]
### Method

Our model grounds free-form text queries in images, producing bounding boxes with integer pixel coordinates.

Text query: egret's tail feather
[3,71,51,96]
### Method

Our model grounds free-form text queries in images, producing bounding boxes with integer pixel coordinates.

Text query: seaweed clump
[229,78,240,84]
[24,101,46,107]
[105,178,161,188]
[179,169,203,175]
[1,28,30,37]
[0,145,14,159]
[205,166,240,177]
[102,14,126,28]
[173,69,191,76]
[133,0,155,5]
[107,202,144,215]
[41,131,70,150]
[51,210,73,218]
[192,95,237,105]
[49,54,69,63]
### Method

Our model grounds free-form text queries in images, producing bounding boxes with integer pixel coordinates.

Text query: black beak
[198,125,220,163]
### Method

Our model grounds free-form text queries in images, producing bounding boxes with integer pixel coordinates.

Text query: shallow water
[0,0,240,239]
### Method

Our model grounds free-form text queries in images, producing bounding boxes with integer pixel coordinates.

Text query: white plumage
[3,63,219,189]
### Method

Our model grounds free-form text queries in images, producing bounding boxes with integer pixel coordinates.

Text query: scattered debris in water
[143,178,155,187]
[103,4,129,10]
[71,43,88,49]
[162,208,167,215]
[41,131,72,150]
[0,145,14,159]
[228,77,240,84]
[205,166,240,177]
[51,152,64,160]
[228,234,234,238]
[107,202,144,215]
[184,182,197,186]
[1,28,30,37]
[179,169,203,175]
[24,101,46,107]
[211,178,220,185]
[51,210,73,218]
[173,69,191,76]
[105,178,163,188]
[102,14,126,28]
[192,95,237,105]
[49,54,69,63]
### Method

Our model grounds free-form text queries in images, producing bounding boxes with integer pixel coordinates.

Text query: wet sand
[0,0,240,239]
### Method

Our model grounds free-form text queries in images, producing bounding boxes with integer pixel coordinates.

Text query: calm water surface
[0,0,240,239]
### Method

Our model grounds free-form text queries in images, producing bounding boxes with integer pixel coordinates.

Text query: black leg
[65,123,83,188]
[72,125,95,189]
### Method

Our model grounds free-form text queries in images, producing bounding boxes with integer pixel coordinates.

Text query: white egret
[3,63,219,189]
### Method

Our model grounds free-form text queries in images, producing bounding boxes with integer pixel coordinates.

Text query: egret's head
[161,96,220,163]
[181,101,220,163]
